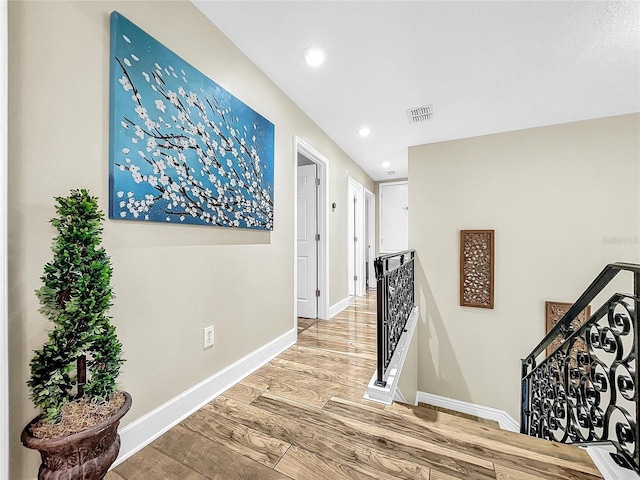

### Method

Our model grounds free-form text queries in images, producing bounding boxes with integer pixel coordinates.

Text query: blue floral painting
[109,12,275,230]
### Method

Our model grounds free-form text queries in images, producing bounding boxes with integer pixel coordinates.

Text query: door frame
[378,180,408,254]
[347,175,366,297]
[364,188,375,289]
[294,137,329,320]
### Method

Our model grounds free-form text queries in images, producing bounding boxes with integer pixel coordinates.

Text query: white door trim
[364,188,375,289]
[347,175,365,297]
[294,137,329,320]
[1,1,9,477]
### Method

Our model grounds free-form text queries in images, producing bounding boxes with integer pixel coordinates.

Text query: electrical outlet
[203,325,214,349]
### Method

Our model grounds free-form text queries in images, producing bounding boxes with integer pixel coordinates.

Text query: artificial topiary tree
[27,189,124,423]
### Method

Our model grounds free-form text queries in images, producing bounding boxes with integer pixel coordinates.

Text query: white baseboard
[114,327,297,466]
[329,296,351,318]
[586,446,640,480]
[416,391,520,432]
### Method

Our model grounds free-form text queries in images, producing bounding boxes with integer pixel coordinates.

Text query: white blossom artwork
[109,12,274,230]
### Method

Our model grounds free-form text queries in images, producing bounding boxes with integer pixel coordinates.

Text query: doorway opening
[347,176,366,297]
[379,181,408,254]
[294,138,329,321]
[364,189,375,289]
[297,156,318,319]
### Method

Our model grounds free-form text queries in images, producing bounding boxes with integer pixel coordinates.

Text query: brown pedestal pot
[21,392,132,480]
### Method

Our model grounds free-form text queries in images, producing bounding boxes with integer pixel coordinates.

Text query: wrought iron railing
[374,249,415,387]
[521,262,640,472]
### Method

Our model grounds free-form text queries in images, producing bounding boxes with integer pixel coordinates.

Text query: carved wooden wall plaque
[545,301,591,356]
[460,230,494,309]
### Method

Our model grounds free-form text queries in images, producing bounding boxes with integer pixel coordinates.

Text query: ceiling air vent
[407,105,433,123]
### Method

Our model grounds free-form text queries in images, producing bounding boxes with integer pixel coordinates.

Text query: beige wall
[7,1,372,478]
[409,114,640,420]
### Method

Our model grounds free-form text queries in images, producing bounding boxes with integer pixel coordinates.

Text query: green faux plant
[27,189,124,423]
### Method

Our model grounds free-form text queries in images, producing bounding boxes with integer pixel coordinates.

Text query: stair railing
[374,249,415,387]
[521,262,640,472]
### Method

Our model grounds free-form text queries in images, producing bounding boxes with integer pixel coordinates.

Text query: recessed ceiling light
[358,127,371,137]
[382,161,390,168]
[303,47,325,67]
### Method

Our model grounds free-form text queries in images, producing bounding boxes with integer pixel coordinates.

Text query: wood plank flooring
[107,293,603,480]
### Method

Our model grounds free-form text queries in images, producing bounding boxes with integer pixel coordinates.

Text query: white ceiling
[193,1,640,181]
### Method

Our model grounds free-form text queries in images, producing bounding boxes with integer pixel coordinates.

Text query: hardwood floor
[107,293,603,480]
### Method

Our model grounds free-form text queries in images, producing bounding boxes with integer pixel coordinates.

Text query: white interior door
[347,176,365,297]
[295,138,329,320]
[348,182,356,296]
[380,182,408,253]
[365,189,375,288]
[297,164,318,318]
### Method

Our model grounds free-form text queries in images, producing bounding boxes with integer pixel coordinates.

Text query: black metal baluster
[520,263,640,473]
[374,250,416,388]
[375,257,385,386]
[634,270,639,470]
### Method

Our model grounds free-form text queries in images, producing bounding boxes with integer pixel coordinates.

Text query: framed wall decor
[460,230,495,309]
[545,301,591,356]
[109,12,275,230]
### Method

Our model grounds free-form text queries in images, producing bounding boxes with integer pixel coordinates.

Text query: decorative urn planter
[21,392,132,480]
[22,190,128,480]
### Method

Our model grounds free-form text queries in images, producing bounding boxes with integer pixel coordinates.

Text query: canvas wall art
[109,12,275,230]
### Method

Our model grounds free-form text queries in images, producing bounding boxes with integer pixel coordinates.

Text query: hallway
[106,293,602,480]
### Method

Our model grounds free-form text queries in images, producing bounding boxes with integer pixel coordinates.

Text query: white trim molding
[329,296,351,318]
[365,306,419,405]
[364,188,375,289]
[415,391,520,432]
[115,327,296,466]
[294,137,330,320]
[586,446,640,480]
